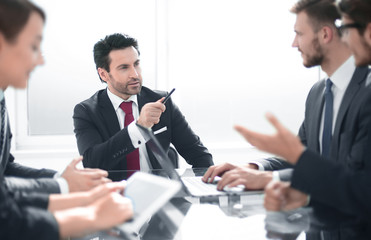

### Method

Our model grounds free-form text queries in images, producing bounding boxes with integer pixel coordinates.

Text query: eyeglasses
[335,20,364,35]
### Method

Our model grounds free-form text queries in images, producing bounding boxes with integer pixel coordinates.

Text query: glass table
[74,168,353,240]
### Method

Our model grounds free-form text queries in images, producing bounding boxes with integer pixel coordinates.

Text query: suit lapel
[331,66,369,157]
[309,82,325,152]
[137,87,148,113]
[99,89,121,136]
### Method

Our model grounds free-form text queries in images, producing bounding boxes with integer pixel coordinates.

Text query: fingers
[115,194,134,222]
[234,125,256,140]
[202,166,215,182]
[79,170,110,180]
[137,101,166,128]
[202,163,235,183]
[68,156,83,168]
[151,101,166,112]
[90,178,112,188]
[265,112,287,134]
[217,171,238,190]
[264,181,287,211]
[80,168,109,177]
[81,175,111,191]
[90,182,126,201]
[104,181,126,192]
[234,124,266,147]
[157,97,165,103]
[99,178,112,185]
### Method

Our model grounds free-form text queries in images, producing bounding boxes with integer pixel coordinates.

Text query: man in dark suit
[73,33,213,174]
[203,0,369,190]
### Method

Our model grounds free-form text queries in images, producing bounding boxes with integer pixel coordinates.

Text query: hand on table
[264,180,309,211]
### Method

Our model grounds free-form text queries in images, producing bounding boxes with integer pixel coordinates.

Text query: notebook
[117,171,181,234]
[136,123,263,198]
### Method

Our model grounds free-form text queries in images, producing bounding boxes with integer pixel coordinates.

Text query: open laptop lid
[136,123,264,198]
[136,124,188,187]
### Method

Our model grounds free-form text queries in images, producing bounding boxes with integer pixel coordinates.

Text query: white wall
[12,0,320,171]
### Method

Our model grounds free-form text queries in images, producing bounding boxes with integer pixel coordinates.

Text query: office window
[166,0,320,150]
[27,0,158,136]
[14,0,320,157]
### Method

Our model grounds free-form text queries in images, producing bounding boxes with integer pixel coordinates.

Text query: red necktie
[119,101,140,171]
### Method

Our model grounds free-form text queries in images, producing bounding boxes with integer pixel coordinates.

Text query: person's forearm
[54,207,96,238]
[286,146,305,165]
[48,192,88,212]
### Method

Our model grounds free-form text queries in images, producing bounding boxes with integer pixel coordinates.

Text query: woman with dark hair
[0,0,133,239]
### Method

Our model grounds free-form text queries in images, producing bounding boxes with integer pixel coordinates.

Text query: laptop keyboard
[182,176,222,196]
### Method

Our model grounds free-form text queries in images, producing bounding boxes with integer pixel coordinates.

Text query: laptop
[136,123,263,198]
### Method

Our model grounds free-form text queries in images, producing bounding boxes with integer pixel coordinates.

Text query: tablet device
[117,172,181,234]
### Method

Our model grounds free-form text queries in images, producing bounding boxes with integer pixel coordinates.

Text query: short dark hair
[338,0,371,34]
[0,0,45,42]
[93,33,140,82]
[290,0,340,33]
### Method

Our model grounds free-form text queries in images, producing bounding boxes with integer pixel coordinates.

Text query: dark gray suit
[0,101,60,239]
[2,125,61,194]
[73,87,213,173]
[256,66,370,181]
[274,67,371,239]
[291,87,371,238]
[0,182,60,240]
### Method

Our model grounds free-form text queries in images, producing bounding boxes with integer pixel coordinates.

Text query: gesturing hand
[61,156,111,192]
[137,98,166,128]
[234,113,305,164]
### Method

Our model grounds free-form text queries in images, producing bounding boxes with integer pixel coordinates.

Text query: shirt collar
[0,90,4,101]
[106,88,138,111]
[366,71,371,87]
[326,56,356,91]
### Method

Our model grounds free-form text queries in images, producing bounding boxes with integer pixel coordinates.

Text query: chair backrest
[167,146,179,168]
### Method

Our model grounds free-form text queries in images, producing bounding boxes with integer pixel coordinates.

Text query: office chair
[167,146,179,168]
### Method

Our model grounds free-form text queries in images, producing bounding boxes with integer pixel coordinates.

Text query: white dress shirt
[107,88,152,171]
[253,56,357,179]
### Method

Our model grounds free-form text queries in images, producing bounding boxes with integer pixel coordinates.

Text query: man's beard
[303,37,324,68]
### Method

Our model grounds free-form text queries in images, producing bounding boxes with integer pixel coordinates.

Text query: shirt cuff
[248,161,265,171]
[305,195,311,206]
[128,121,147,148]
[53,173,69,194]
[272,171,281,182]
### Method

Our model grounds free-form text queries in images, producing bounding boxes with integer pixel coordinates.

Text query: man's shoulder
[78,89,106,105]
[74,89,106,113]
[312,78,326,89]
[306,79,325,97]
[353,65,370,84]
